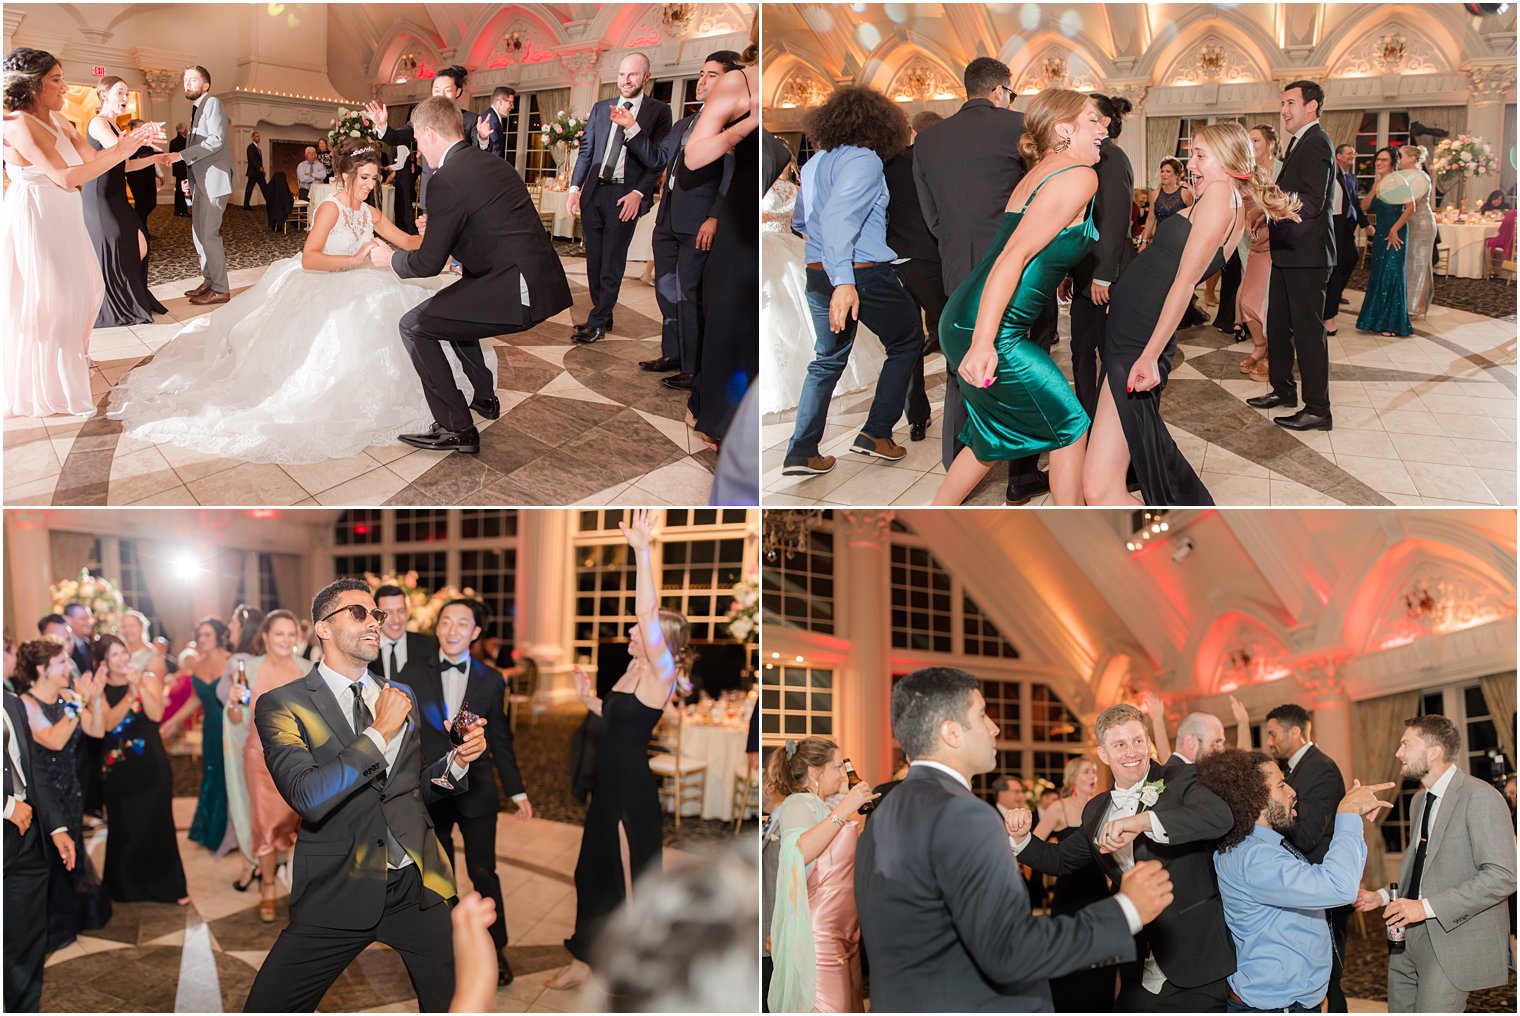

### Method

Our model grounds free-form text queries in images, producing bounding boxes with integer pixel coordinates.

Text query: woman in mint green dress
[933,89,1109,506]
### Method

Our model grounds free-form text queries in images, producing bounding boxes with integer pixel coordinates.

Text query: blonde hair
[1018,88,1091,166]
[657,607,695,696]
[1060,756,1096,798]
[1402,144,1428,168]
[1194,121,1301,223]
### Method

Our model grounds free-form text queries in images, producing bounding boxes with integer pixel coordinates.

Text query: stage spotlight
[175,550,201,579]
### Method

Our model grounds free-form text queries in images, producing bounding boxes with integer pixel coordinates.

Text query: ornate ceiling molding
[1161,33,1264,87]
[1332,21,1448,78]
[886,57,960,103]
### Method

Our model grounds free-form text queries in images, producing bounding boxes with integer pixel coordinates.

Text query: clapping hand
[609,104,637,131]
[619,508,657,553]
[1004,806,1033,841]
[124,120,166,150]
[363,101,389,133]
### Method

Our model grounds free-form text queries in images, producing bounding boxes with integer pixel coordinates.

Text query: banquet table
[305,182,395,223]
[676,715,750,820]
[531,186,659,262]
[1437,220,1501,278]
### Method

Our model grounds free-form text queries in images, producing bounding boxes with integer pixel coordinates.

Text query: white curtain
[1353,690,1422,890]
[1144,116,1181,187]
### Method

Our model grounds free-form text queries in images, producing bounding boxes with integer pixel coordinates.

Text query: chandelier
[1404,581,1438,624]
[1376,33,1408,71]
[1042,56,1068,88]
[501,31,525,55]
[777,74,827,109]
[396,53,419,82]
[1199,43,1225,81]
[662,3,695,39]
[1124,509,1171,553]
[762,510,825,562]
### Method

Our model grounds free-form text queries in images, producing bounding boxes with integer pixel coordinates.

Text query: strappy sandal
[1239,354,1262,374]
[258,895,277,923]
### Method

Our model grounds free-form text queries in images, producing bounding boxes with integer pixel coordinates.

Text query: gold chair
[287,198,310,234]
[532,185,556,235]
[731,759,760,835]
[647,709,708,829]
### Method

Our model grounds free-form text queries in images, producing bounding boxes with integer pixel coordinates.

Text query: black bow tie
[441,658,468,674]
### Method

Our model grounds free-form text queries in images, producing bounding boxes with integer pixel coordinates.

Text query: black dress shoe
[1246,392,1297,410]
[1274,410,1333,432]
[498,955,514,987]
[470,395,500,420]
[573,326,606,344]
[661,372,694,390]
[398,424,480,453]
[1006,469,1051,505]
[639,356,681,372]
[909,422,928,442]
[571,321,587,336]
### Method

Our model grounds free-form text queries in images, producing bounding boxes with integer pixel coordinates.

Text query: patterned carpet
[1342,924,1517,1011]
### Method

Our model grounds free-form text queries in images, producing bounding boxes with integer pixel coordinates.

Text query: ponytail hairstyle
[1250,123,1279,161]
[3,47,59,113]
[763,736,839,799]
[1090,93,1132,140]
[656,607,695,696]
[1194,121,1302,224]
[1018,87,1091,166]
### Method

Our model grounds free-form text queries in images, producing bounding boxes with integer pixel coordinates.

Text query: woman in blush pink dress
[2,48,166,417]
[1235,125,1281,381]
[230,609,305,923]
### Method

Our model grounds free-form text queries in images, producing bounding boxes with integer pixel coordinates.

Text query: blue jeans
[785,264,923,461]
[1227,997,1321,1012]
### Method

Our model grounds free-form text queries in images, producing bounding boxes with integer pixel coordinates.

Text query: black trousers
[243,171,267,209]
[1211,250,1242,330]
[4,823,48,1013]
[245,864,455,1012]
[173,173,189,215]
[1324,217,1358,319]
[399,303,509,433]
[1326,903,1351,1012]
[894,257,947,428]
[651,214,709,373]
[430,799,508,951]
[1070,290,1108,418]
[582,182,642,329]
[1265,263,1332,416]
[1118,973,1230,1012]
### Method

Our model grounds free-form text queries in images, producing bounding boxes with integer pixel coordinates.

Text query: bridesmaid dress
[82,119,166,327]
[241,656,301,861]
[221,654,255,863]
[1356,195,1412,337]
[1404,171,1436,321]
[101,682,188,902]
[768,792,864,1013]
[187,674,230,851]
[939,165,1097,462]
[2,110,105,417]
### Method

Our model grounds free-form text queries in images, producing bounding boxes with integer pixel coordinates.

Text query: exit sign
[92,65,105,77]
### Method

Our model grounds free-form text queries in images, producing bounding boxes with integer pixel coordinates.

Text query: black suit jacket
[254,666,465,930]
[623,110,732,235]
[912,99,1029,291]
[405,654,525,818]
[246,141,264,177]
[1269,122,1336,268]
[170,133,188,181]
[1283,744,1346,864]
[480,107,508,158]
[391,141,572,328]
[381,107,480,172]
[1017,758,1236,989]
[1071,137,1136,297]
[68,639,92,679]
[855,765,1135,1012]
[3,691,67,861]
[883,144,938,261]
[570,95,672,216]
[1335,167,1370,228]
[368,631,439,681]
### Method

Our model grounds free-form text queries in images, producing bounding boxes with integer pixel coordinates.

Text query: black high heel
[233,866,261,892]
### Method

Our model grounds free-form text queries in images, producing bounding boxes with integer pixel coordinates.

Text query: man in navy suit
[1324,143,1369,333]
[568,52,671,344]
[477,87,516,159]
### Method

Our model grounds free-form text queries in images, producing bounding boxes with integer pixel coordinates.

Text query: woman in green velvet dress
[932,89,1108,506]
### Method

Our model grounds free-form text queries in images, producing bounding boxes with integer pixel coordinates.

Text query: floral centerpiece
[541,109,588,189]
[1020,776,1057,811]
[1429,134,1496,209]
[50,569,126,634]
[327,107,382,150]
[363,571,478,635]
[724,575,760,643]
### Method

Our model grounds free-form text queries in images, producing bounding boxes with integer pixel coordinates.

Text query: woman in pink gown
[1236,126,1280,381]
[2,48,165,417]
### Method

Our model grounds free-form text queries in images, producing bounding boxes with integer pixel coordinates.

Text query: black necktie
[388,644,398,680]
[600,101,634,183]
[1283,134,1298,164]
[1408,792,1436,900]
[1281,835,1342,966]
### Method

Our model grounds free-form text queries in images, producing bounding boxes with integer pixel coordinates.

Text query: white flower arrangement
[49,569,127,634]
[327,106,381,150]
[1429,134,1496,185]
[542,109,589,150]
[724,575,759,643]
[362,571,478,635]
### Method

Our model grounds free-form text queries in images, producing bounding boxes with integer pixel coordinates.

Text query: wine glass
[432,700,479,789]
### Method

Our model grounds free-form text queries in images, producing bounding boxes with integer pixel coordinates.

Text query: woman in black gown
[547,509,692,992]
[1083,122,1301,507]
[124,118,159,238]
[15,639,112,948]
[1031,758,1113,1011]
[83,77,168,327]
[95,634,189,905]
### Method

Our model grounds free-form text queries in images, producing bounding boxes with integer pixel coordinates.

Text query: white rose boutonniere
[1137,778,1166,809]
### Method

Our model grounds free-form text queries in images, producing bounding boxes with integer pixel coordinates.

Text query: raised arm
[1230,697,1253,749]
[1140,691,1170,760]
[1225,812,1366,909]
[4,114,161,190]
[682,68,756,173]
[620,509,678,701]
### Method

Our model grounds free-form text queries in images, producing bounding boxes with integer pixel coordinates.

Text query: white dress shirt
[3,701,67,836]
[570,93,645,194]
[1376,763,1458,920]
[1287,741,1315,775]
[379,635,408,680]
[437,653,528,806]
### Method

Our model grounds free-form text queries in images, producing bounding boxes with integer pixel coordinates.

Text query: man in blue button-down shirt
[1199,749,1394,1013]
[781,86,923,477]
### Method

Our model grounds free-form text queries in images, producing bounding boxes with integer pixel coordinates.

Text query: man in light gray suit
[178,65,233,305]
[1354,714,1516,1012]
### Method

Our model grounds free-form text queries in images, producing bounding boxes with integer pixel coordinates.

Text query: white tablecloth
[1438,220,1501,278]
[533,186,658,262]
[678,720,749,820]
[305,182,395,224]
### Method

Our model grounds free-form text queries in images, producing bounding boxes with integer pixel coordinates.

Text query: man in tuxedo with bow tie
[5,688,73,1013]
[405,598,530,987]
[567,52,672,345]
[618,51,738,389]
[1324,144,1370,333]
[244,579,488,1012]
[1008,703,1236,1011]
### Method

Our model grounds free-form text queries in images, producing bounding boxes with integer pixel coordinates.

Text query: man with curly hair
[1197,749,1392,1014]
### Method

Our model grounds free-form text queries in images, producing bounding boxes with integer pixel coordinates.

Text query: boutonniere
[1137,778,1166,809]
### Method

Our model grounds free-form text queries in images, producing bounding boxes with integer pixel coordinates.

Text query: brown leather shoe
[781,455,836,476]
[850,433,906,461]
[184,281,212,297]
[188,289,230,305]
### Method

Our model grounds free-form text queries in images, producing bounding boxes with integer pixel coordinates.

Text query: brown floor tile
[506,450,624,503]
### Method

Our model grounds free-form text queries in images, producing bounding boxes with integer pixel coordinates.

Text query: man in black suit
[407,599,530,987]
[61,604,96,678]
[377,97,573,454]
[170,122,189,216]
[245,579,489,1013]
[1068,94,1136,418]
[1009,703,1237,1011]
[370,584,439,682]
[914,58,1057,504]
[366,65,486,214]
[856,668,1171,1012]
[5,689,73,1013]
[1264,702,1351,1011]
[621,51,738,389]
[243,131,267,209]
[884,110,947,443]
[477,87,516,159]
[568,52,672,345]
[1247,80,1336,432]
[1324,143,1369,332]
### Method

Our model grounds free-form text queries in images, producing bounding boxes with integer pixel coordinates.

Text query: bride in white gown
[107,137,493,464]
[761,160,884,416]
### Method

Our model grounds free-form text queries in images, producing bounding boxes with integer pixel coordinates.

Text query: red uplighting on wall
[247,509,279,519]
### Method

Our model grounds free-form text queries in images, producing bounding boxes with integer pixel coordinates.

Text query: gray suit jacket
[1400,768,1516,990]
[182,94,233,199]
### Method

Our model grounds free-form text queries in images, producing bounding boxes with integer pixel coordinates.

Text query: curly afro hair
[1195,748,1275,852]
[802,85,909,163]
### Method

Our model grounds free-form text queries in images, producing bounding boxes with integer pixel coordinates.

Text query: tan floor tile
[312,467,410,506]
[1403,460,1499,504]
[185,462,311,505]
[108,446,183,503]
[280,452,382,496]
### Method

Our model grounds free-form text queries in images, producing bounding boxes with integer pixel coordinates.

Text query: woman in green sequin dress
[933,89,1107,506]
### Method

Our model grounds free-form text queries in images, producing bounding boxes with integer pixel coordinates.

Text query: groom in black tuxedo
[244,579,489,1013]
[856,668,1171,1012]
[1008,703,1236,1011]
[378,97,573,453]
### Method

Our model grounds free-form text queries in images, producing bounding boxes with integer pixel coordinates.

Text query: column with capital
[141,68,182,130]
[514,510,572,705]
[1464,63,1514,206]
[1303,661,1352,785]
[835,510,895,785]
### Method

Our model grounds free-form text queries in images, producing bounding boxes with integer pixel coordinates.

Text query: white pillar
[1465,64,1514,206]
[836,510,895,784]
[4,511,54,643]
[515,510,573,703]
[1306,665,1354,786]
